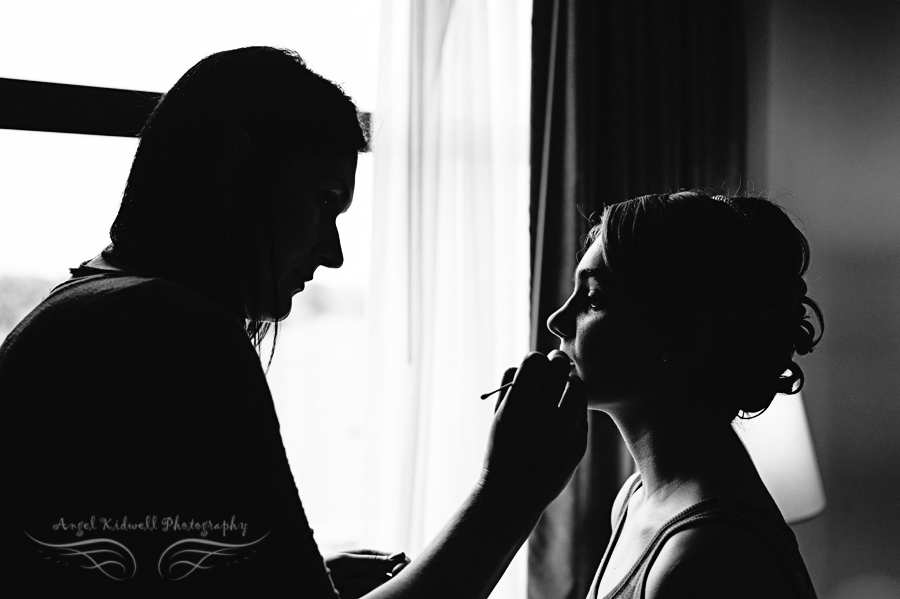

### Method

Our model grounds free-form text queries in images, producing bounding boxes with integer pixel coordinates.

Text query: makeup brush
[481,354,573,400]
[480,382,513,400]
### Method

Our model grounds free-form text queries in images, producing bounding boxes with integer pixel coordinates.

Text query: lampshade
[733,392,827,524]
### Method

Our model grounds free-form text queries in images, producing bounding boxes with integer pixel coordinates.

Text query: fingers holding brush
[479,350,588,510]
[492,367,518,413]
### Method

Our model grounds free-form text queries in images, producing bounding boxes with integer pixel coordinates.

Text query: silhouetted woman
[0,46,587,598]
[547,192,822,598]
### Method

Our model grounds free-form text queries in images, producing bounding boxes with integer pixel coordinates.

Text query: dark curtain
[528,1,748,598]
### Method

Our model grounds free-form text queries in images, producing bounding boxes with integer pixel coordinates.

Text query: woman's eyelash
[319,191,340,206]
[586,289,604,309]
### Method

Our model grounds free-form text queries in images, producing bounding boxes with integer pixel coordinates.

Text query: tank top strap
[614,474,643,528]
[586,473,643,599]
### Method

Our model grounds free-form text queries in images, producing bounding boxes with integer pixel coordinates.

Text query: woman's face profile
[256,151,358,321]
[547,240,663,408]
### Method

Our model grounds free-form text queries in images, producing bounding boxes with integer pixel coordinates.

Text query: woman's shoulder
[1,273,256,393]
[645,522,797,598]
[68,275,256,373]
[55,273,234,317]
[30,273,247,343]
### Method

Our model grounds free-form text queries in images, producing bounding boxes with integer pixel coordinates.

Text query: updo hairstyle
[585,190,823,422]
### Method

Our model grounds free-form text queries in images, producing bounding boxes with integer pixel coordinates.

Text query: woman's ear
[659,309,712,367]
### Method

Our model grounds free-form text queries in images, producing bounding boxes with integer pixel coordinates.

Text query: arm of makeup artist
[363,349,588,599]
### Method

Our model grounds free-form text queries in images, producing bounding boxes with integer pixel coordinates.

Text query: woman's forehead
[572,242,611,286]
[282,152,358,189]
[577,241,604,272]
[317,153,358,181]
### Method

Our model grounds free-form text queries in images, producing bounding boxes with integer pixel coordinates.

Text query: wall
[753,1,900,596]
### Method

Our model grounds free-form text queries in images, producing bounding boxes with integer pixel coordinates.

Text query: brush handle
[480,381,514,400]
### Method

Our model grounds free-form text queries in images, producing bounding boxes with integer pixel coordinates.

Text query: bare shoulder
[610,472,641,529]
[645,524,796,599]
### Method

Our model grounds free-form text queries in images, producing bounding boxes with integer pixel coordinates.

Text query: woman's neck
[609,398,762,510]
[103,244,247,322]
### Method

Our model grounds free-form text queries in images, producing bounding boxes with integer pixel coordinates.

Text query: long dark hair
[585,190,823,422]
[110,47,369,363]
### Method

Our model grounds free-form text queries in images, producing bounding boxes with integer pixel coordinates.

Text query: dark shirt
[587,475,818,599]
[0,266,340,598]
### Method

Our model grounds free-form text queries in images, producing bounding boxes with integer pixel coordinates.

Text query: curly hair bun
[593,191,824,422]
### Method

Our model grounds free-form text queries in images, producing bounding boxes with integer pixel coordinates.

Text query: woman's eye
[587,289,604,310]
[317,191,340,208]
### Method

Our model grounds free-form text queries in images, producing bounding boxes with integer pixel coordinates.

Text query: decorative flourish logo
[25,533,137,580]
[27,516,264,581]
[157,533,270,581]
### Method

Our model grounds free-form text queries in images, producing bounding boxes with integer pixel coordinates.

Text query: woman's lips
[560,348,580,377]
[569,364,581,380]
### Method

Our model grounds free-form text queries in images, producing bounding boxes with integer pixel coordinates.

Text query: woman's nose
[546,303,572,341]
[316,222,344,269]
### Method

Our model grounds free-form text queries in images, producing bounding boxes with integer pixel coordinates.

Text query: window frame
[0,77,160,138]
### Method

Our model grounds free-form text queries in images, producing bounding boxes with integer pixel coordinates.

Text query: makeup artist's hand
[325,549,410,599]
[479,350,588,512]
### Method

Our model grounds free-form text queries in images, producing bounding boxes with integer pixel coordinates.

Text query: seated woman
[547,191,822,599]
[0,46,588,598]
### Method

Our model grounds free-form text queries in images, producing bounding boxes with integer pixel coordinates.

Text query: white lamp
[733,392,827,524]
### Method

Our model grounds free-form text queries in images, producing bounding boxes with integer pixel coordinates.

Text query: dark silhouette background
[751,1,900,597]
[528,1,900,597]
[528,2,747,597]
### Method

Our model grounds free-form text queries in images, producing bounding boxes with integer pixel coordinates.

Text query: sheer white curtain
[360,0,532,596]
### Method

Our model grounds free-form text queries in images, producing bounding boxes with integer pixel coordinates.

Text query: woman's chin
[587,398,619,412]
[274,299,293,321]
[255,298,293,323]
[582,381,617,410]
[267,284,304,321]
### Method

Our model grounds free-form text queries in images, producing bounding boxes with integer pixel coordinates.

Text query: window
[0,0,380,556]
[1,6,532,598]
